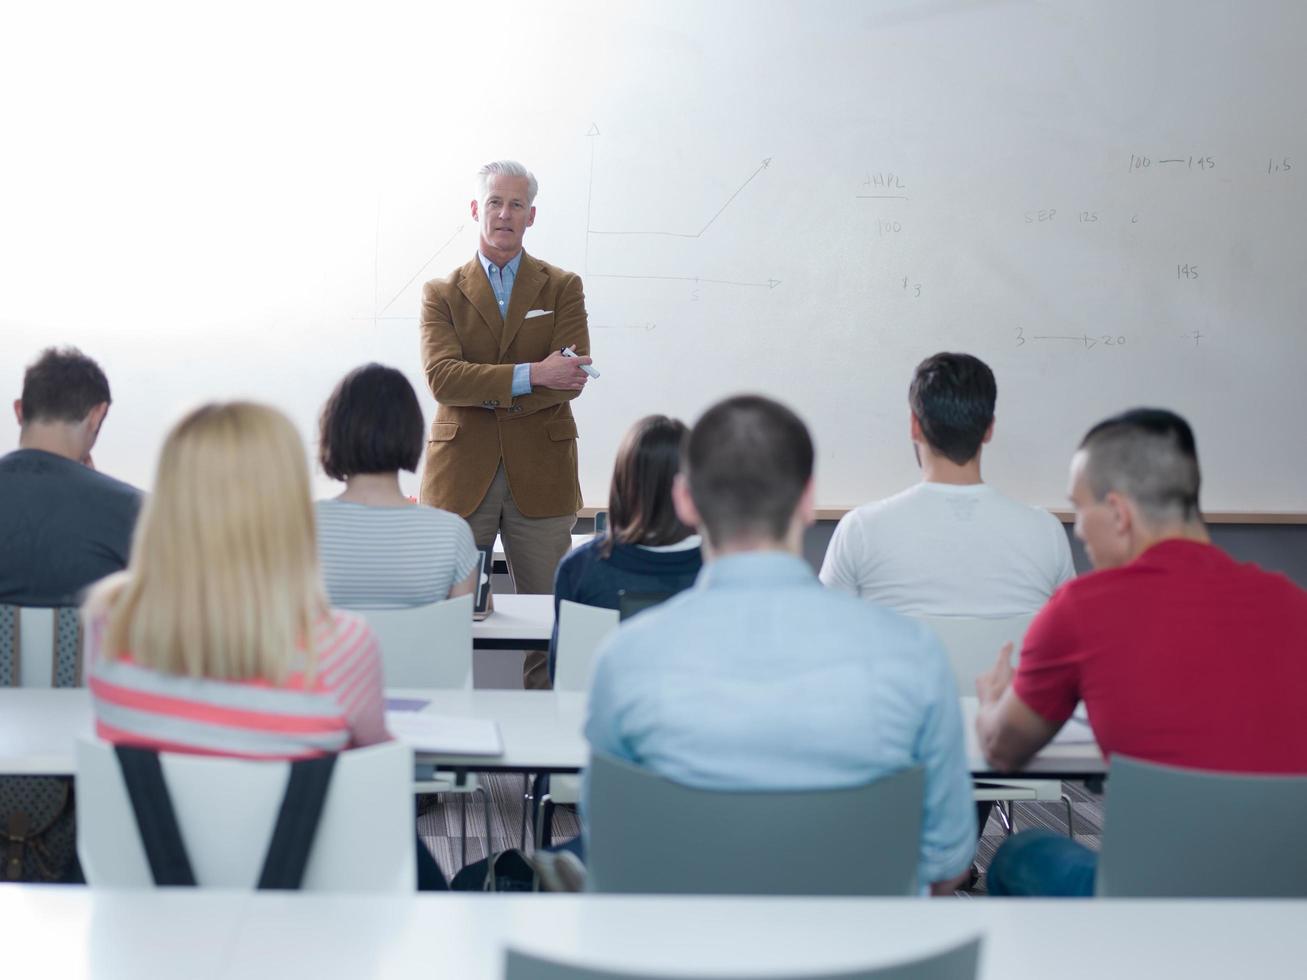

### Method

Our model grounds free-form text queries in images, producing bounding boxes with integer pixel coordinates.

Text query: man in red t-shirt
[975,408,1307,896]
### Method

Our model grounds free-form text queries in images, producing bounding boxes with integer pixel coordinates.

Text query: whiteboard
[2,0,1304,512]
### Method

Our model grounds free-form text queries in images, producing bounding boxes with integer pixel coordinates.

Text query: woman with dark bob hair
[317,363,479,608]
[548,414,702,677]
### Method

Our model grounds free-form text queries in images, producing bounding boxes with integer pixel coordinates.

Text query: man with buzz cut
[582,395,977,894]
[419,159,594,688]
[977,408,1307,896]
[820,351,1074,616]
[0,347,142,606]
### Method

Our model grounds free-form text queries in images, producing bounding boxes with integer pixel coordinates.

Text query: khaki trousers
[465,463,575,689]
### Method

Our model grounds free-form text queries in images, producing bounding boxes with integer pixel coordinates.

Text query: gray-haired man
[419,161,593,688]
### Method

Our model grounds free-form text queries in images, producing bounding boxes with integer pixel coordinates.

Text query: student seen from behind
[316,363,480,609]
[0,347,141,606]
[820,351,1073,615]
[977,408,1307,896]
[548,414,703,680]
[84,402,447,888]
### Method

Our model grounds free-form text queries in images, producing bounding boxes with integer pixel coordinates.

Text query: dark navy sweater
[549,535,703,678]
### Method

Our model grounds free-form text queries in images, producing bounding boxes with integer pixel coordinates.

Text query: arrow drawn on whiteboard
[583,125,780,292]
[375,224,465,320]
[588,157,773,239]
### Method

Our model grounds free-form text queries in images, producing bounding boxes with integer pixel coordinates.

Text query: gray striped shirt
[316,500,479,609]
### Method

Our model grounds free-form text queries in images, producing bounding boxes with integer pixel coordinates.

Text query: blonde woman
[85,402,448,888]
[85,401,388,756]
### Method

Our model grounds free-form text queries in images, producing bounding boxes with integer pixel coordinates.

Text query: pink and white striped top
[88,610,388,760]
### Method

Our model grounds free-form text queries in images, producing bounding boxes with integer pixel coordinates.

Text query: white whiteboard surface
[2,0,1304,512]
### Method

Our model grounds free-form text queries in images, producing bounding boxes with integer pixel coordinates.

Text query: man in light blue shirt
[476,249,534,399]
[583,395,977,893]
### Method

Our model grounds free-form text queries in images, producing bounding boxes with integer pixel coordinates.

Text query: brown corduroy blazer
[418,252,589,519]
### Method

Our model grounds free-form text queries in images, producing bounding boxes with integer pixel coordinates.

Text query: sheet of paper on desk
[1051,716,1096,745]
[385,712,504,756]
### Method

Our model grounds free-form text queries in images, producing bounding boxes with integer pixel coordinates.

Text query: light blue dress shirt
[478,251,532,398]
[583,551,977,887]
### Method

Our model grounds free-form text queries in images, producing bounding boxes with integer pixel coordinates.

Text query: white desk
[1,887,1303,979]
[471,593,554,651]
[0,686,94,775]
[398,688,587,774]
[961,697,1104,780]
[403,692,1104,780]
[0,688,1102,780]
[492,533,591,566]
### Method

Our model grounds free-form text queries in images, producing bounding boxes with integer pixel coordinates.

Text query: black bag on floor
[450,847,536,891]
[0,776,80,883]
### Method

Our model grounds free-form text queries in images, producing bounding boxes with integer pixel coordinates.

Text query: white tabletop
[396,687,587,773]
[471,592,554,643]
[0,688,1102,779]
[493,533,591,563]
[0,686,94,774]
[961,697,1104,779]
[1,887,1303,979]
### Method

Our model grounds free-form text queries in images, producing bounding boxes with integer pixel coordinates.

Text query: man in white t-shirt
[820,352,1074,615]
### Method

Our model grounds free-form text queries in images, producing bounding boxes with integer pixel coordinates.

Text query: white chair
[76,738,415,892]
[0,606,83,688]
[352,593,473,689]
[912,614,1074,837]
[532,601,620,847]
[349,594,485,861]
[554,600,619,692]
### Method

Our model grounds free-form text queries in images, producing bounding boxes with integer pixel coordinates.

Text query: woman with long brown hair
[548,414,703,679]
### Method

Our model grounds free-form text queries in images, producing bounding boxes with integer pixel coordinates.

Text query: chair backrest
[76,738,415,891]
[585,753,924,896]
[350,593,473,688]
[910,614,1035,692]
[504,936,981,980]
[1096,754,1307,897]
[0,606,84,688]
[554,600,620,691]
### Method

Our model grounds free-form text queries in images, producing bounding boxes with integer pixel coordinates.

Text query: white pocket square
[524,309,552,319]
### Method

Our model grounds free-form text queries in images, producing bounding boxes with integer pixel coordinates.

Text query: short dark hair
[1078,408,1202,523]
[908,352,997,465]
[318,363,424,480]
[20,347,111,425]
[602,415,693,558]
[685,395,814,543]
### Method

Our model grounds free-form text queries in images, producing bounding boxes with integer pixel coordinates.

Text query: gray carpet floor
[417,774,582,875]
[416,774,1103,894]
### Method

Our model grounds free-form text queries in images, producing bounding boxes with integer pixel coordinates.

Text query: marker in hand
[561,346,600,378]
